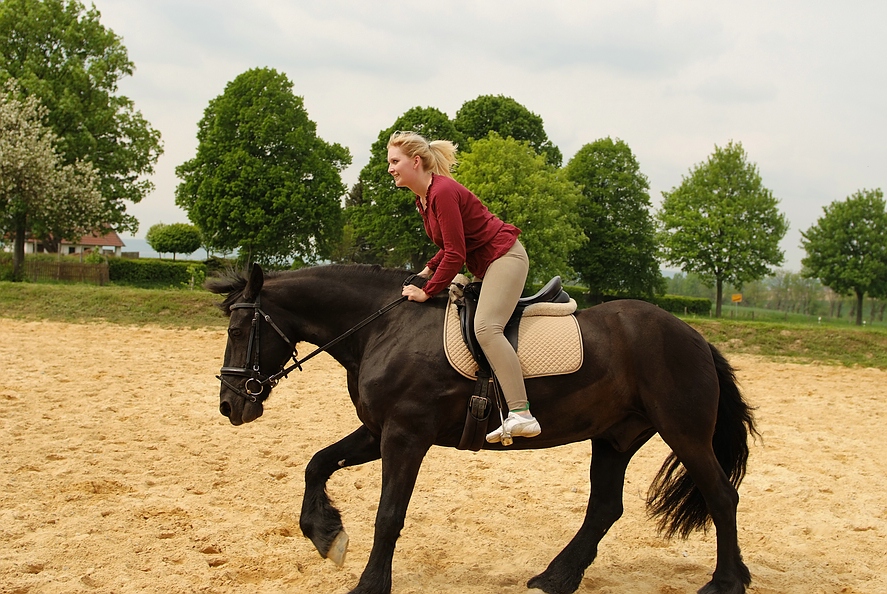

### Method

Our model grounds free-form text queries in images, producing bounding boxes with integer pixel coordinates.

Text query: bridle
[216,295,300,403]
[217,280,418,403]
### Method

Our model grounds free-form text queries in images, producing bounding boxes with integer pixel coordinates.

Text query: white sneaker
[486,412,541,444]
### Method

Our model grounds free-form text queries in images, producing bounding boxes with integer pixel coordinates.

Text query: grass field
[2,280,887,369]
[0,281,226,328]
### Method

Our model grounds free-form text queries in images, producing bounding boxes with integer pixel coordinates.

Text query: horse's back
[576,299,714,381]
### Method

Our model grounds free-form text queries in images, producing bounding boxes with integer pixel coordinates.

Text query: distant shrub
[203,256,235,276]
[650,295,712,315]
[109,258,207,288]
[0,252,12,281]
[558,284,711,316]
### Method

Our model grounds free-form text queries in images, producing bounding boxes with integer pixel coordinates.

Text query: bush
[108,258,207,288]
[203,256,235,276]
[650,294,712,315]
[0,251,12,281]
[558,284,711,315]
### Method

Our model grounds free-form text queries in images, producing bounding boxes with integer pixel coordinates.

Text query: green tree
[658,141,788,317]
[564,137,664,297]
[800,189,887,326]
[0,83,103,280]
[0,0,163,234]
[175,67,351,266]
[145,222,202,260]
[455,133,585,284]
[346,106,464,269]
[454,94,562,167]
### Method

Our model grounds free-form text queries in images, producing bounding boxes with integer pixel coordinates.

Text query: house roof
[25,230,126,248]
[75,230,126,248]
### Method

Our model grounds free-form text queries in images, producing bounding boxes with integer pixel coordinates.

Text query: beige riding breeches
[474,239,530,411]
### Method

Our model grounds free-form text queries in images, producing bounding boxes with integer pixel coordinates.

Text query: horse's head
[209,264,298,426]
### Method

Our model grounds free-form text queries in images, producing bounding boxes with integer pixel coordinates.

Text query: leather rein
[217,284,413,403]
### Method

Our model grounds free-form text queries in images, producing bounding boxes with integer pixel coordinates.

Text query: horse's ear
[244,263,264,301]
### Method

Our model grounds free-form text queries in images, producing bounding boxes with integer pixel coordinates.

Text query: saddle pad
[443,298,584,380]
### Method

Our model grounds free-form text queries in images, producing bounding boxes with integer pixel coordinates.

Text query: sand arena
[1,318,885,593]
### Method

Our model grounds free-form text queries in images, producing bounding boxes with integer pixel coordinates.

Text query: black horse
[209,264,757,594]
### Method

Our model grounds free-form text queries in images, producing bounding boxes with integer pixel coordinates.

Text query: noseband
[217,276,424,404]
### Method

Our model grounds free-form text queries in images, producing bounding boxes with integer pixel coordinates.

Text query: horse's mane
[206,264,412,316]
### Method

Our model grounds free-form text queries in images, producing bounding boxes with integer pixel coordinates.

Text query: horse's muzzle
[219,397,263,425]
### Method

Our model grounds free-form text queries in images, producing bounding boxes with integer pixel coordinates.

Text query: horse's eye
[228,328,242,338]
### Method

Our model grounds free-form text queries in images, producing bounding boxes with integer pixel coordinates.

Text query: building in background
[24,230,126,257]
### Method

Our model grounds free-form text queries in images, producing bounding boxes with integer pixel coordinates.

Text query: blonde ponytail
[388,131,457,178]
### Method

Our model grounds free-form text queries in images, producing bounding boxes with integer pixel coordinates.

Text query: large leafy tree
[345,106,464,269]
[800,188,887,325]
[0,0,162,235]
[456,133,585,285]
[658,141,788,317]
[564,137,664,297]
[0,84,103,280]
[175,67,351,266]
[454,94,562,167]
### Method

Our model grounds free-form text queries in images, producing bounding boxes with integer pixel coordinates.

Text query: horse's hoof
[326,530,348,567]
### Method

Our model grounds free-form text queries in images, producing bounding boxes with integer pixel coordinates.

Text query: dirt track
[1,318,885,594]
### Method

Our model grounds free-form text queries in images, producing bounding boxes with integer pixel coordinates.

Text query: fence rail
[26,261,109,285]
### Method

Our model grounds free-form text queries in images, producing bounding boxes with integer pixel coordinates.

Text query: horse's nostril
[219,402,232,417]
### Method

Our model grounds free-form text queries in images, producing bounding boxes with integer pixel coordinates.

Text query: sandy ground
[1,317,885,594]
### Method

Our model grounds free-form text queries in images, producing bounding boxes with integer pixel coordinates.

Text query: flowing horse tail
[646,343,759,538]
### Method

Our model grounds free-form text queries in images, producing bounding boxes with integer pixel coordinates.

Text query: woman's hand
[402,284,430,302]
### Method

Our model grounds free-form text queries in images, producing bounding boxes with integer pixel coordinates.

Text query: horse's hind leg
[666,444,749,594]
[528,437,647,594]
[300,425,381,564]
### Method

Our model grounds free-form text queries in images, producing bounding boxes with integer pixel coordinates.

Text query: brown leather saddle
[454,277,571,450]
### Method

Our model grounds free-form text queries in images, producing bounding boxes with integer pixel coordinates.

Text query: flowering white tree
[0,82,104,280]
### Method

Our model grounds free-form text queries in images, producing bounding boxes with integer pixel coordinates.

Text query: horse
[208,263,757,594]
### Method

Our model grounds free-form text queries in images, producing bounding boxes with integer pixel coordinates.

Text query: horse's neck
[275,272,397,367]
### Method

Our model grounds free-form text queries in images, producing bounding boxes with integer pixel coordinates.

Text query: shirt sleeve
[426,249,445,272]
[422,188,467,296]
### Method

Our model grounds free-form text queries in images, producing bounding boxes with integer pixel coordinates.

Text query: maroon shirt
[417,174,520,296]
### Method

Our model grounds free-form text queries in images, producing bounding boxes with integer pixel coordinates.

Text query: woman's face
[387,146,421,189]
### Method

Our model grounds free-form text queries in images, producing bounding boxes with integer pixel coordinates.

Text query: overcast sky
[98,0,886,271]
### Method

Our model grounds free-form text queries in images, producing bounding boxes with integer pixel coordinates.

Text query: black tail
[647,343,759,538]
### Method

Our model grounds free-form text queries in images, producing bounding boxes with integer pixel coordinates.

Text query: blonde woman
[388,131,539,444]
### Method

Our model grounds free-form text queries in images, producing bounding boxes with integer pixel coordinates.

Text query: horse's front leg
[300,424,381,565]
[350,424,432,594]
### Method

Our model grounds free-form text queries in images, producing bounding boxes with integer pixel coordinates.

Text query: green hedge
[0,252,12,281]
[559,284,711,315]
[650,294,712,315]
[108,258,207,288]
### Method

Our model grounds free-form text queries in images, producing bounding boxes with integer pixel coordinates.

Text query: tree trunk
[715,277,724,318]
[12,218,27,282]
[855,290,864,326]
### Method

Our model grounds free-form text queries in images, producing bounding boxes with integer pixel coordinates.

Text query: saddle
[451,276,576,451]
[456,276,572,371]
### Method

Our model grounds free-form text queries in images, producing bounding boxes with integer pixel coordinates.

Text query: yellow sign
[731,294,742,303]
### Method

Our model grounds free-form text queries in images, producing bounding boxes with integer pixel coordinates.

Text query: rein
[217,283,413,403]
